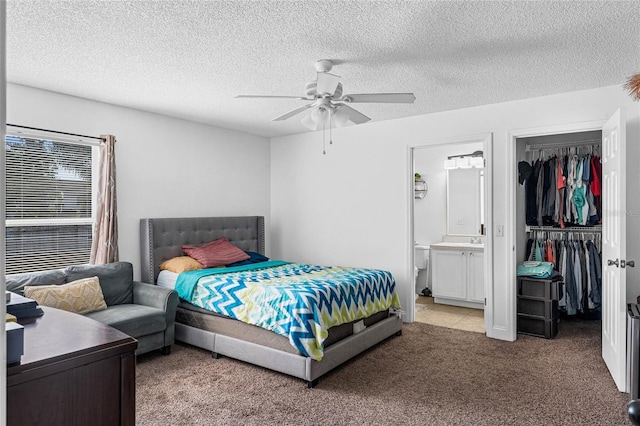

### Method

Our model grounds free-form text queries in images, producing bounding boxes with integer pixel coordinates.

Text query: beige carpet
[136,319,628,425]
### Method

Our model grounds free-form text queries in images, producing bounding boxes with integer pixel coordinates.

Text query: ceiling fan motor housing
[314,59,334,73]
[305,81,342,99]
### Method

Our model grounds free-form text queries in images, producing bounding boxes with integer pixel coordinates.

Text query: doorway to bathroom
[411,134,491,334]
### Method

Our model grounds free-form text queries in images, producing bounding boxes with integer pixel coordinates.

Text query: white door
[602,108,627,392]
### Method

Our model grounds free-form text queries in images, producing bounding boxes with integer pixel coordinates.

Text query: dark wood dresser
[7,306,138,426]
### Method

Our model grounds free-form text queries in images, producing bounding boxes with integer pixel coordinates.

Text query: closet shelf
[525,139,601,151]
[526,225,602,233]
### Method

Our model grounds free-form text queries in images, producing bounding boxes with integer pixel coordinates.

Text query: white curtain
[90,134,118,264]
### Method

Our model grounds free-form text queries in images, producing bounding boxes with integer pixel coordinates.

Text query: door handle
[608,259,619,267]
[623,260,636,268]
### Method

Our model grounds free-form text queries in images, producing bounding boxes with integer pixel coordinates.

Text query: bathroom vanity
[430,242,484,309]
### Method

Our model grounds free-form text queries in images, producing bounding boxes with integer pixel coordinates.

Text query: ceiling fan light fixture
[310,105,330,125]
[301,110,319,130]
[301,105,339,132]
[332,107,350,127]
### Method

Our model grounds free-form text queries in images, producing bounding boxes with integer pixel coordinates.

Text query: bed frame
[140,216,403,387]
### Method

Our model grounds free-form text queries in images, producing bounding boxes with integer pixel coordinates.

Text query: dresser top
[8,306,137,376]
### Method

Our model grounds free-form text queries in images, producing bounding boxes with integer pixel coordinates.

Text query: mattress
[177,300,390,355]
[163,263,396,358]
[175,261,400,360]
[157,270,178,290]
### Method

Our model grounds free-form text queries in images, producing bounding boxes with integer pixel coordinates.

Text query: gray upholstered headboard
[140,216,265,284]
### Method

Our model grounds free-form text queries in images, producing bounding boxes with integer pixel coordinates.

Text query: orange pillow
[159,256,203,273]
[181,237,250,268]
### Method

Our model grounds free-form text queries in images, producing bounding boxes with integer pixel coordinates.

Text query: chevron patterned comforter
[174,260,401,361]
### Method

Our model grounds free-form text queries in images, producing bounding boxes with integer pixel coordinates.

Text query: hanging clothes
[524,232,601,316]
[519,150,601,227]
[587,240,602,311]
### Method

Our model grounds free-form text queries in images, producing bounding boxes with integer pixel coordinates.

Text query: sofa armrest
[132,281,178,317]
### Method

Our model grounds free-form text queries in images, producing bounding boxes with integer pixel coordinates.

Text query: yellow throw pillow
[24,276,107,315]
[159,256,203,273]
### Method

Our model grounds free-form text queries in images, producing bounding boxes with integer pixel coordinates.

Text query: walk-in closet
[515,130,603,336]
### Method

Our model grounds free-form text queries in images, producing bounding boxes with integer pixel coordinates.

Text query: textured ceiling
[6,1,640,138]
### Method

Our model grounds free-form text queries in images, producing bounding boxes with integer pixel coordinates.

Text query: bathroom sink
[431,242,484,249]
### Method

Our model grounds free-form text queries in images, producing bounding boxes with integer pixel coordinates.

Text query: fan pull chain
[322,123,326,155]
[329,114,333,145]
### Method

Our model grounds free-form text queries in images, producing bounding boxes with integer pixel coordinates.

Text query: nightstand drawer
[517,298,558,319]
[517,277,561,300]
[517,314,558,339]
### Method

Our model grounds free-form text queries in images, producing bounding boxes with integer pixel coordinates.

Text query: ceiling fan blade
[336,104,370,124]
[316,72,341,96]
[236,95,308,99]
[342,93,416,103]
[272,104,314,121]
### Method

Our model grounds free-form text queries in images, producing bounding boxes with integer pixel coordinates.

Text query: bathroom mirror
[447,168,483,235]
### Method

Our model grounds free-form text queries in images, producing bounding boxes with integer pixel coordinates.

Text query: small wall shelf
[414,179,428,199]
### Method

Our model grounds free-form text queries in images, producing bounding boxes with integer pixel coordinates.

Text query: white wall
[6,84,271,280]
[271,84,640,340]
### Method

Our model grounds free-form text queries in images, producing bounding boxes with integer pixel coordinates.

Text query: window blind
[5,135,94,274]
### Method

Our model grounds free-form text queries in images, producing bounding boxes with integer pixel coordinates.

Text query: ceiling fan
[236,59,416,131]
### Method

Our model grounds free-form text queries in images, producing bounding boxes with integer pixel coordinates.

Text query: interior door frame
[506,119,606,340]
[1,1,7,416]
[407,132,493,329]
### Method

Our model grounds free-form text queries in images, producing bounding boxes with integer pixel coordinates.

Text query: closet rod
[525,139,601,151]
[6,124,105,141]
[526,225,602,232]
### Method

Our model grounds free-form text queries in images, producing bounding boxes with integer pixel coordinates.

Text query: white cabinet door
[467,251,485,303]
[432,249,466,300]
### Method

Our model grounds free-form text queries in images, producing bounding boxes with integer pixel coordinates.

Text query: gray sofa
[6,262,178,356]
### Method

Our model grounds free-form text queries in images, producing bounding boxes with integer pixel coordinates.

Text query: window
[5,133,97,274]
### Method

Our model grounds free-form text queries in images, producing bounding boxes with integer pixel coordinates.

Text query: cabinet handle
[469,252,474,256]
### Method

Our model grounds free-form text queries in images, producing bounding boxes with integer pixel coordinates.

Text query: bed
[140,216,403,387]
